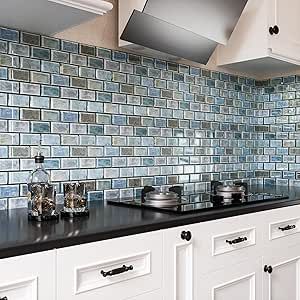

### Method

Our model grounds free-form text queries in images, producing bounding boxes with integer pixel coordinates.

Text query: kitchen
[0,0,300,299]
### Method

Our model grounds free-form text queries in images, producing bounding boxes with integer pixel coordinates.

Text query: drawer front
[0,278,37,300]
[0,250,55,300]
[269,217,300,241]
[212,227,256,256]
[57,231,163,300]
[262,205,300,248]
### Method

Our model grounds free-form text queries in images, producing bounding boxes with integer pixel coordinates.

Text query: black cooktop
[108,184,290,214]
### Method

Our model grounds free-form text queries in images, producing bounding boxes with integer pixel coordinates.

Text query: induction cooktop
[108,183,290,214]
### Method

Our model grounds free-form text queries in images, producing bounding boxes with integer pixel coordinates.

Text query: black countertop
[1,185,300,259]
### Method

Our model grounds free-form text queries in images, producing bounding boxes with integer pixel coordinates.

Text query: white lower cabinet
[2,205,300,300]
[56,231,163,300]
[0,250,55,300]
[163,205,300,300]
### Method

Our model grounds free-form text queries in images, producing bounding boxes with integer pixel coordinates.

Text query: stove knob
[181,231,192,241]
[0,297,8,300]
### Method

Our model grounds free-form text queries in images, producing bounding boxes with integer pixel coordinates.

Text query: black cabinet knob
[269,25,279,35]
[264,265,273,274]
[181,231,192,241]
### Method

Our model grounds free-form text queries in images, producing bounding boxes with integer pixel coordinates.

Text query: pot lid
[145,191,179,201]
[216,185,245,192]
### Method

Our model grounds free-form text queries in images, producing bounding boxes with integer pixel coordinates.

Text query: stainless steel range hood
[121,0,248,64]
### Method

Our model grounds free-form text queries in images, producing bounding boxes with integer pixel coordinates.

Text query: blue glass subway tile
[0,68,7,79]
[87,191,103,201]
[97,158,111,167]
[61,40,79,53]
[32,122,50,133]
[97,92,112,102]
[62,111,78,122]
[112,51,127,62]
[0,28,19,42]
[0,185,19,198]
[0,107,18,119]
[112,115,126,126]
[112,179,126,189]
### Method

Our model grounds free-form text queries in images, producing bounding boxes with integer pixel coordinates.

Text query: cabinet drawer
[0,278,37,300]
[0,251,55,300]
[57,231,163,300]
[262,205,300,248]
[269,217,300,241]
[213,227,256,256]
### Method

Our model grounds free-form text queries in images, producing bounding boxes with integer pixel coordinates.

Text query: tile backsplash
[0,26,299,209]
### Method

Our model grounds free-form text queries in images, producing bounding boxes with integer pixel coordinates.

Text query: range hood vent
[121,0,248,64]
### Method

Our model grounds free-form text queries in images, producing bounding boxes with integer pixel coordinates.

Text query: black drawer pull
[278,225,296,231]
[226,236,248,245]
[101,265,133,277]
[264,265,273,274]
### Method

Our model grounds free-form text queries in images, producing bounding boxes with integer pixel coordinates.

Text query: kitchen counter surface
[1,185,300,259]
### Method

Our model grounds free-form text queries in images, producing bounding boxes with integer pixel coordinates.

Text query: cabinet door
[163,226,194,300]
[0,250,55,300]
[263,243,300,300]
[268,0,300,63]
[197,259,262,300]
[163,213,263,300]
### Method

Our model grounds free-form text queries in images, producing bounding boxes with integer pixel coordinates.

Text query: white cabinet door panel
[163,226,194,300]
[0,251,55,300]
[263,243,300,300]
[197,259,262,300]
[268,0,300,63]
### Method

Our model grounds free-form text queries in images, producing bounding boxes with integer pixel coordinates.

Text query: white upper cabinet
[217,0,300,78]
[268,0,300,63]
[0,0,113,35]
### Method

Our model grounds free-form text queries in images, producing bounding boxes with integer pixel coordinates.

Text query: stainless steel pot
[216,185,245,199]
[144,191,179,207]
